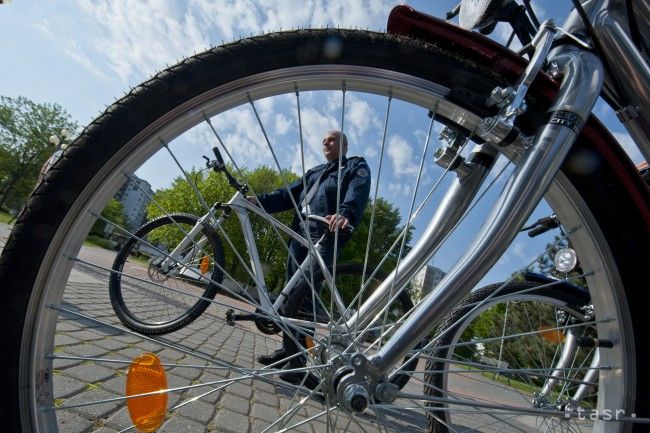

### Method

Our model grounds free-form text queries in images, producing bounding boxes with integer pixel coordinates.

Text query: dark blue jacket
[257,156,371,231]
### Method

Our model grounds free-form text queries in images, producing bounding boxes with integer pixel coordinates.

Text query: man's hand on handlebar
[325,214,349,232]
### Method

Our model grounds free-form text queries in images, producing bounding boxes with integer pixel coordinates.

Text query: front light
[554,247,578,273]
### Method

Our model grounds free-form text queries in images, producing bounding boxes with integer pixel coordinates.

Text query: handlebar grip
[305,214,354,233]
[527,225,550,237]
[212,147,225,165]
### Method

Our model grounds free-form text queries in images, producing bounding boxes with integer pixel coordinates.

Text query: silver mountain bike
[1,0,648,432]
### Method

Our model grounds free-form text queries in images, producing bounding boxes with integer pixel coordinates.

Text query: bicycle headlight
[554,247,578,273]
[459,0,508,30]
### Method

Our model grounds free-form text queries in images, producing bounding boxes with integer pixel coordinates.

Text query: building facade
[410,265,445,301]
[114,176,153,230]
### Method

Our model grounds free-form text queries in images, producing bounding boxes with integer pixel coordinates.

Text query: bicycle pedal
[225,309,259,326]
[225,309,236,326]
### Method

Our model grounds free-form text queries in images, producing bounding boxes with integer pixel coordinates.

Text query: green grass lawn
[0,211,15,225]
[455,362,596,408]
[84,234,115,249]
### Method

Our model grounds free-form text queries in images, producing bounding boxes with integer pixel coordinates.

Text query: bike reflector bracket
[126,353,168,432]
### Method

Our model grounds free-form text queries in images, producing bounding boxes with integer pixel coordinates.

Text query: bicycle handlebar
[205,147,249,194]
[521,214,560,237]
[305,214,354,233]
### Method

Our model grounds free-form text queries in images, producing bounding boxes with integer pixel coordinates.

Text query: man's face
[322,132,345,161]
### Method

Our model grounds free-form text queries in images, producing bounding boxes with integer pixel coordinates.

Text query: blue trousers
[281,230,351,358]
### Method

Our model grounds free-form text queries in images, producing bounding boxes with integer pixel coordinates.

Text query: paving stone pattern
[46,248,429,433]
[3,223,568,433]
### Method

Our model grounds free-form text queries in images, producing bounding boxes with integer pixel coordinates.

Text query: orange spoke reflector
[305,336,317,356]
[199,256,211,274]
[538,325,566,344]
[126,353,168,432]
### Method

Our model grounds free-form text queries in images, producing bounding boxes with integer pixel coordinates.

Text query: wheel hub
[319,350,378,414]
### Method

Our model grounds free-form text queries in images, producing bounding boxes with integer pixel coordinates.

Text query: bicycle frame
[315,1,650,395]
[575,0,650,163]
[161,191,349,329]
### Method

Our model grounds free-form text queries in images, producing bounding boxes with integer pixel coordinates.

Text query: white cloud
[210,107,272,169]
[64,38,112,82]
[388,182,411,196]
[364,145,379,158]
[190,0,261,40]
[191,0,393,41]
[290,106,338,172]
[512,241,527,260]
[61,0,395,90]
[387,134,419,176]
[34,18,54,37]
[275,114,292,136]
[345,96,382,144]
[75,0,209,83]
[259,0,393,30]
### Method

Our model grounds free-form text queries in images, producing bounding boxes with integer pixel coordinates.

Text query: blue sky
[0,0,645,283]
[0,0,641,163]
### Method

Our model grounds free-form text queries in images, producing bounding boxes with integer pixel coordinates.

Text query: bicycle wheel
[426,280,597,432]
[109,213,224,335]
[0,29,647,433]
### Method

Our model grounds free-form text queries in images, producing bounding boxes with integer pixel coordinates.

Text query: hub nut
[343,383,369,413]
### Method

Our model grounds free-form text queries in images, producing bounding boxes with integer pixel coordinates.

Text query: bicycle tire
[109,213,225,335]
[425,280,594,432]
[0,28,647,432]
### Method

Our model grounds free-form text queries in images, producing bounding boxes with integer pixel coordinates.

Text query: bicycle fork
[338,40,605,408]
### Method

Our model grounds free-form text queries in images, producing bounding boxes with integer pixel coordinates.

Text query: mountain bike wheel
[426,280,596,432]
[0,29,647,433]
[109,213,224,335]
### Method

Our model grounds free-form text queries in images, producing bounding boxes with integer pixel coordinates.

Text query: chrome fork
[337,29,605,405]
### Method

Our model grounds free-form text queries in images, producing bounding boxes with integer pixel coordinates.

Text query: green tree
[145,167,410,296]
[147,166,299,290]
[0,96,77,211]
[338,197,413,301]
[340,197,412,267]
[90,198,126,237]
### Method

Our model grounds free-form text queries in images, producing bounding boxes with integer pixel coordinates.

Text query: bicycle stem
[359,44,605,379]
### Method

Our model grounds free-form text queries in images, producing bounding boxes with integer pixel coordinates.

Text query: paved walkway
[41,235,429,432]
[2,222,591,432]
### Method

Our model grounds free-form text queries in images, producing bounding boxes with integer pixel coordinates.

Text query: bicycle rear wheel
[0,29,647,433]
[426,280,597,432]
[109,213,224,334]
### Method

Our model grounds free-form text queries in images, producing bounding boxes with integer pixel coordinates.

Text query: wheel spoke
[8,31,639,433]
